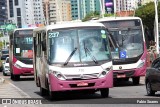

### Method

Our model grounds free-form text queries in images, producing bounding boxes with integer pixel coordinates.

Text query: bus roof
[90,17,142,22]
[33,22,105,32]
[13,27,37,32]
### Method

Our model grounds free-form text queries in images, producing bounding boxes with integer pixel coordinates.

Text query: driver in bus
[89,37,108,59]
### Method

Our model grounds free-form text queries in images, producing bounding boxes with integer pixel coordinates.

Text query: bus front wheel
[100,88,109,98]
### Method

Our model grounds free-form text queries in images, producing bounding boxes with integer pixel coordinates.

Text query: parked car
[2,57,10,76]
[145,57,160,96]
[0,49,9,71]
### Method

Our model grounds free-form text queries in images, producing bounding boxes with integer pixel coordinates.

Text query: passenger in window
[89,37,108,59]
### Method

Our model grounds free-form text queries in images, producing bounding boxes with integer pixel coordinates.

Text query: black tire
[100,88,109,98]
[124,78,129,81]
[132,77,140,85]
[146,81,155,96]
[14,75,20,81]
[40,87,47,96]
[0,66,3,72]
[11,73,14,80]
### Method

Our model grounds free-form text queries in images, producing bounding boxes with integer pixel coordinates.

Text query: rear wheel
[146,81,155,96]
[14,75,20,81]
[132,77,140,85]
[100,88,109,98]
[40,87,47,96]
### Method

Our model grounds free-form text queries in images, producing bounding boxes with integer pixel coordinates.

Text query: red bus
[9,28,36,80]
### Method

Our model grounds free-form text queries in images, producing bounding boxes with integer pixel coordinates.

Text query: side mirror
[42,40,46,51]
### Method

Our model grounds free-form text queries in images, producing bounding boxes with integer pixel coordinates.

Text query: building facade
[0,0,8,26]
[71,0,101,20]
[25,0,45,26]
[43,0,72,24]
[116,0,139,12]
[7,0,45,28]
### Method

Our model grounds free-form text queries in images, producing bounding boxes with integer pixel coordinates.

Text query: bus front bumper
[113,65,146,78]
[13,66,34,76]
[48,71,113,92]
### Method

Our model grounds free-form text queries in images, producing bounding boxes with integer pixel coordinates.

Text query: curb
[9,83,31,98]
[0,78,31,98]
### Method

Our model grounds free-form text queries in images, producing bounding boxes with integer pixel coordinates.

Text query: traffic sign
[120,51,126,58]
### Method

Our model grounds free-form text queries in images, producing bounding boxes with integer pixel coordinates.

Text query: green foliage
[104,13,115,17]
[135,2,160,37]
[0,41,3,49]
[0,33,3,37]
[82,11,100,22]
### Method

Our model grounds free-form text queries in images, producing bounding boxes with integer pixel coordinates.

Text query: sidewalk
[0,77,30,98]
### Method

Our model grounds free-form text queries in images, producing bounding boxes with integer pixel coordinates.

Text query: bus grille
[64,73,99,80]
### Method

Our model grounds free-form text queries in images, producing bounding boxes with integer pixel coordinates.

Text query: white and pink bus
[91,17,147,85]
[9,28,36,80]
[33,22,113,99]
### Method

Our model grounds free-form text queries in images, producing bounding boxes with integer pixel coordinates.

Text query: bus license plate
[117,74,126,78]
[77,82,88,86]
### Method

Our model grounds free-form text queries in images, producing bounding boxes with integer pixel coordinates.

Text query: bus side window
[36,33,41,57]
[42,31,47,58]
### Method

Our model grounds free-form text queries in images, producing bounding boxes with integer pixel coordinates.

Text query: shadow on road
[113,79,144,87]
[144,93,160,97]
[13,76,34,81]
[34,90,112,103]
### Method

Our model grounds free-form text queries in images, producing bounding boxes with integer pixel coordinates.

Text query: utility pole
[100,0,105,18]
[154,0,159,54]
[113,0,116,18]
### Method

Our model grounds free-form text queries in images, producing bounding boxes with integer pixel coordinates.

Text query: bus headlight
[137,59,146,68]
[49,70,66,80]
[14,63,22,69]
[98,66,112,78]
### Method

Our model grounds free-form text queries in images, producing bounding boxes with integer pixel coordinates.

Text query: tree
[82,11,100,22]
[135,2,160,41]
[0,32,3,37]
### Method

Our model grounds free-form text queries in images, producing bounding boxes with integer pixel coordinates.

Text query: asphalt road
[1,72,160,105]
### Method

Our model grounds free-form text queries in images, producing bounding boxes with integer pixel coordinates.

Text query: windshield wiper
[64,48,77,66]
[106,28,119,49]
[83,42,98,64]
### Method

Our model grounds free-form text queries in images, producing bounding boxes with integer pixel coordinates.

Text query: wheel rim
[146,82,151,94]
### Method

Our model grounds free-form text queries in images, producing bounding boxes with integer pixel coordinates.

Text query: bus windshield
[48,27,111,65]
[14,30,33,58]
[102,19,144,59]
